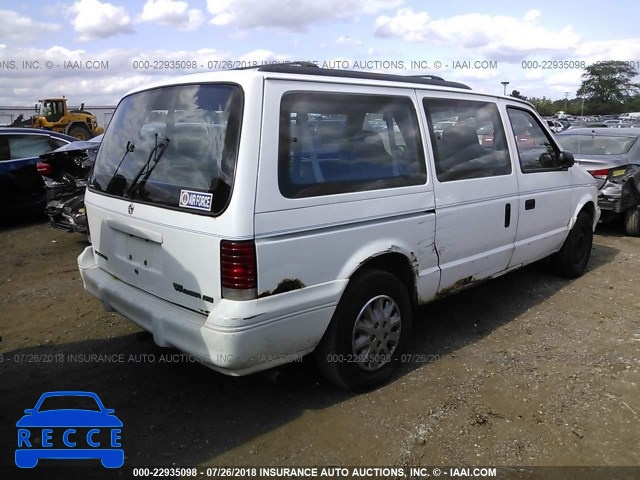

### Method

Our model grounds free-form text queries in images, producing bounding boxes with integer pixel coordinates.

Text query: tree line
[510,61,640,116]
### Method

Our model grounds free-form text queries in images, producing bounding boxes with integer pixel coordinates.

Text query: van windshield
[90,84,243,215]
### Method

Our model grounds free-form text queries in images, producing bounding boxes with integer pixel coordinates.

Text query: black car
[0,128,76,217]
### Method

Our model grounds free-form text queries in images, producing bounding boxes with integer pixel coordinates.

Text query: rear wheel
[315,269,412,391]
[67,124,91,140]
[624,208,640,237]
[551,211,593,278]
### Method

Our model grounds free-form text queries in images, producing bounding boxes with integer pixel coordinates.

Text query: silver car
[558,128,640,236]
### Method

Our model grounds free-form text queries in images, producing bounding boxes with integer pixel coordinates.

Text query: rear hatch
[86,83,244,313]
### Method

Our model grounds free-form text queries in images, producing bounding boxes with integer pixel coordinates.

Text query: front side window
[507,108,560,172]
[90,84,243,216]
[41,100,65,122]
[278,92,426,198]
[423,98,512,182]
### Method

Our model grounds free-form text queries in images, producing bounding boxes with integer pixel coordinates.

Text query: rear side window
[278,92,426,198]
[90,84,243,216]
[507,108,559,172]
[423,98,512,182]
[0,135,61,160]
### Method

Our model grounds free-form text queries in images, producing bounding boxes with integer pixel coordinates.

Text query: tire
[315,269,412,391]
[551,211,593,279]
[624,208,640,237]
[67,124,91,140]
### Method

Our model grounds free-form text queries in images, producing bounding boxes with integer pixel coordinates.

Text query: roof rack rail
[253,63,471,90]
[232,61,320,71]
[405,74,445,81]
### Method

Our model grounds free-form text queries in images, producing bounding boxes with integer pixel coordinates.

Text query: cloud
[575,39,640,64]
[70,0,134,41]
[140,0,205,31]
[206,0,402,31]
[0,10,61,42]
[238,49,290,62]
[336,36,362,47]
[524,9,541,22]
[0,46,296,105]
[374,9,581,60]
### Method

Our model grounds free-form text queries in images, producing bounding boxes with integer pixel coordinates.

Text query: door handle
[504,203,511,228]
[525,199,536,210]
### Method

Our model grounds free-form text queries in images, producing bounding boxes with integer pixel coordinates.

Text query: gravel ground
[1,219,638,479]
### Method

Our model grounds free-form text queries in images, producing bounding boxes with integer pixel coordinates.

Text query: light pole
[580,97,585,117]
[564,92,569,112]
[501,81,510,96]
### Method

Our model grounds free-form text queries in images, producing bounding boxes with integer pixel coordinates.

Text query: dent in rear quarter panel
[254,202,440,307]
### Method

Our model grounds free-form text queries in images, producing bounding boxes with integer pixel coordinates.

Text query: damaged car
[0,128,75,218]
[558,128,640,236]
[37,134,102,234]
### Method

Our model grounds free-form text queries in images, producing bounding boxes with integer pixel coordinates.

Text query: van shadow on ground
[0,242,619,479]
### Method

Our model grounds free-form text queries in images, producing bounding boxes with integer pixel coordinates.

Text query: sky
[1,0,639,106]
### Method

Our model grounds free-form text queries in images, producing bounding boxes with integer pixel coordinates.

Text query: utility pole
[564,92,569,112]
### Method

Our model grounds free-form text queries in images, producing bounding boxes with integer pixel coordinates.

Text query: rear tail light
[36,161,52,176]
[590,169,610,179]
[220,240,256,300]
[589,168,609,180]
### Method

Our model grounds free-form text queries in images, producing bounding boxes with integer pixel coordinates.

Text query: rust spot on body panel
[438,275,476,297]
[258,278,306,298]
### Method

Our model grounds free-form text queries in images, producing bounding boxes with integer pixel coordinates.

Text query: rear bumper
[78,247,343,375]
[597,195,621,213]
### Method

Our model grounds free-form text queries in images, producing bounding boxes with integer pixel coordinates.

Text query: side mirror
[558,150,574,168]
[24,409,33,414]
[34,104,39,113]
[538,151,574,169]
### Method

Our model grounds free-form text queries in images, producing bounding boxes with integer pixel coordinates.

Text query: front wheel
[315,269,412,391]
[551,211,593,279]
[67,124,91,140]
[624,208,640,237]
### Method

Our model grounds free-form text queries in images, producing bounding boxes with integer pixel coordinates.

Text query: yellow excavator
[32,97,104,140]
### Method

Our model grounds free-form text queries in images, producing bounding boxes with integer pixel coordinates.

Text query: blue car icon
[16,391,123,468]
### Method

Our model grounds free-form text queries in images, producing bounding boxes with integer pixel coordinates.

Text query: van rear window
[278,92,426,198]
[90,84,243,215]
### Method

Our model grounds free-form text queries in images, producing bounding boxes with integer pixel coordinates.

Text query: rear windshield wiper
[110,140,135,179]
[104,141,135,195]
[126,133,170,199]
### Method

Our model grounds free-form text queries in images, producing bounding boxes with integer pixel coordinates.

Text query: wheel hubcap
[352,295,401,371]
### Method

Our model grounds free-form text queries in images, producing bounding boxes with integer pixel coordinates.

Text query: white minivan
[78,64,599,390]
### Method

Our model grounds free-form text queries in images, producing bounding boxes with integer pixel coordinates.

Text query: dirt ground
[1,217,639,478]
